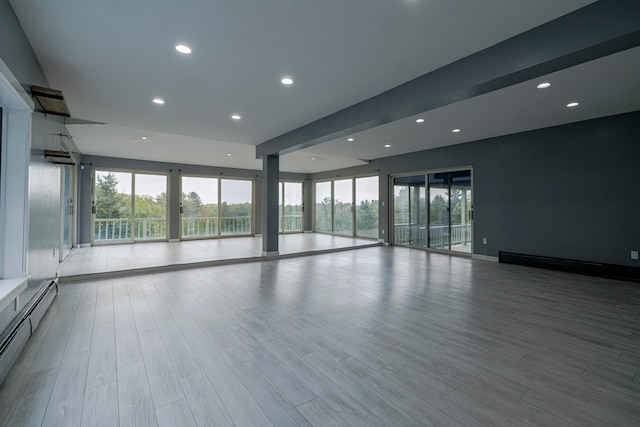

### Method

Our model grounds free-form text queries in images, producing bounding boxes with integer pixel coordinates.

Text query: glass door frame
[60,164,75,261]
[91,168,170,245]
[390,166,473,255]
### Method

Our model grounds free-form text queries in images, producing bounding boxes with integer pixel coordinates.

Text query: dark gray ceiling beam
[256,0,640,158]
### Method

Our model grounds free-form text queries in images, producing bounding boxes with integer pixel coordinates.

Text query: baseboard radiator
[0,279,58,385]
[499,252,640,282]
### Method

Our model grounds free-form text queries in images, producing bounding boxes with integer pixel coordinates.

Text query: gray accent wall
[311,111,640,268]
[1,0,70,333]
[78,155,308,245]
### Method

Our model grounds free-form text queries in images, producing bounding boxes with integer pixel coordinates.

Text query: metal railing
[394,223,471,248]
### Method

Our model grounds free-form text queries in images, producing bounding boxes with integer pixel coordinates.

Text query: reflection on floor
[58,234,380,282]
[3,246,639,426]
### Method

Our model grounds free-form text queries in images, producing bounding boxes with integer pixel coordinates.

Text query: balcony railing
[182,216,218,238]
[394,223,471,248]
[95,215,253,241]
[280,214,303,232]
[94,217,166,241]
[182,215,253,237]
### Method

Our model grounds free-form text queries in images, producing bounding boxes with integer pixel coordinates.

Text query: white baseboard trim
[254,234,263,237]
[472,254,499,262]
[262,251,279,258]
[377,239,385,243]
[78,243,91,249]
[383,242,391,247]
[304,230,313,233]
[168,239,180,243]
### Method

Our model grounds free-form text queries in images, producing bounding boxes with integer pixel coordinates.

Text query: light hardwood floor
[1,246,639,426]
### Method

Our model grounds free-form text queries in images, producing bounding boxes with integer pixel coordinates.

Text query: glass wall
[314,176,379,238]
[181,176,219,238]
[281,181,303,232]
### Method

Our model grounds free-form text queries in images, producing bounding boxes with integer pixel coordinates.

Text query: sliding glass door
[393,169,472,253]
[355,176,379,238]
[393,175,426,246]
[94,171,133,242]
[181,176,219,238]
[221,179,252,235]
[180,176,253,239]
[93,170,168,243]
[60,165,74,260]
[134,173,168,240]
[333,179,353,236]
[314,176,379,238]
[280,181,303,233]
[315,181,332,233]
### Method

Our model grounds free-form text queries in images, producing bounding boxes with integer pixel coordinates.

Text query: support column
[262,154,279,257]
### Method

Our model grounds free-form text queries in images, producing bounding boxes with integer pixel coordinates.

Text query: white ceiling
[11,0,638,174]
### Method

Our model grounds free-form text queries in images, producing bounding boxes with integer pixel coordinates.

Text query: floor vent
[0,280,58,385]
[499,252,640,283]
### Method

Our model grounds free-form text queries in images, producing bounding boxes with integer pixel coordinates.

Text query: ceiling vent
[31,85,70,117]
[44,150,75,165]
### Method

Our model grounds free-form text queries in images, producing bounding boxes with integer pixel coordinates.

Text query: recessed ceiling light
[452,128,461,133]
[152,98,165,105]
[311,157,316,160]
[384,144,391,148]
[347,138,355,142]
[566,102,579,108]
[537,82,552,89]
[416,118,425,123]
[281,77,294,85]
[227,153,232,156]
[231,114,241,120]
[175,44,192,54]
[141,136,148,140]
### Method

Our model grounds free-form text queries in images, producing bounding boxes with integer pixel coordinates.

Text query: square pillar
[262,154,279,256]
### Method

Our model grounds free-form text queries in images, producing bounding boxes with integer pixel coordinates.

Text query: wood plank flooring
[1,246,639,426]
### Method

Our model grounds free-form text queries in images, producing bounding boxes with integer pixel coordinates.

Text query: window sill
[0,277,29,312]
